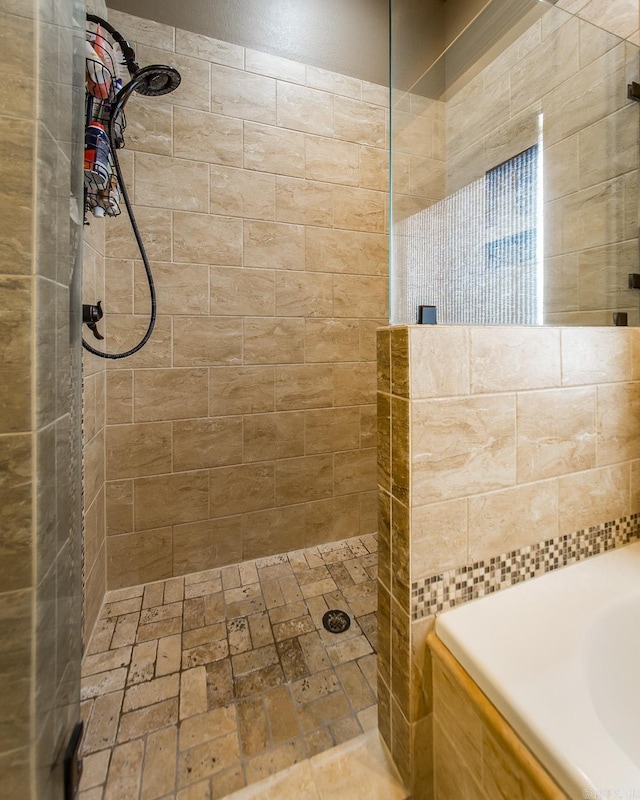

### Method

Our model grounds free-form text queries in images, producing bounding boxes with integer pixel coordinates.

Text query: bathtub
[435,541,640,800]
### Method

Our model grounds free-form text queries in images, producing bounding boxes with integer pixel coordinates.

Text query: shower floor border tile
[79,534,378,800]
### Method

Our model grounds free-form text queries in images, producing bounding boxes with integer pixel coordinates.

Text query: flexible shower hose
[81,98,157,359]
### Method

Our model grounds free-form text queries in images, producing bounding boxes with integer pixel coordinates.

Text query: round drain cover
[322,609,351,634]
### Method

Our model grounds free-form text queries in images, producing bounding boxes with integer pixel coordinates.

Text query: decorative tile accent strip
[411,514,640,620]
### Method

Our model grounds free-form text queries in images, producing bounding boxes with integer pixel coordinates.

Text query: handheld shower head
[132,64,182,97]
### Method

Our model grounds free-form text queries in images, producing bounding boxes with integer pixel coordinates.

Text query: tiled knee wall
[377,324,640,796]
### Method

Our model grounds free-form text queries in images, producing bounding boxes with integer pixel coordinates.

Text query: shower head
[131,64,182,97]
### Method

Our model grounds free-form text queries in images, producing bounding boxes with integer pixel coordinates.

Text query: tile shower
[82,7,390,643]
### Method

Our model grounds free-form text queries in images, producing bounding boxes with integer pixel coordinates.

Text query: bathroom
[1,0,640,797]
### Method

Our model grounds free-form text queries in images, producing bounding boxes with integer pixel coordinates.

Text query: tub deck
[435,541,640,800]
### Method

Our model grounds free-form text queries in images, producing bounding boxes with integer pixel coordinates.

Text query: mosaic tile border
[411,514,640,620]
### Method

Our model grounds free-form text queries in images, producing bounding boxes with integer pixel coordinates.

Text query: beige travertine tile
[243,220,305,270]
[173,417,243,471]
[276,177,334,227]
[470,327,561,393]
[178,732,241,787]
[358,233,388,277]
[333,275,388,318]
[307,66,362,99]
[304,407,360,455]
[141,726,177,799]
[412,395,516,506]
[103,739,145,800]
[210,366,275,415]
[517,387,597,482]
[244,318,305,364]
[275,365,334,410]
[304,319,361,363]
[362,82,389,108]
[275,454,333,506]
[333,362,377,406]
[175,29,244,68]
[333,186,386,233]
[578,0,639,41]
[106,423,171,480]
[334,449,376,496]
[243,411,305,462]
[334,96,386,148]
[173,518,242,575]
[134,152,209,213]
[305,227,360,274]
[359,147,389,192]
[210,462,275,517]
[83,690,124,754]
[275,271,333,317]
[104,259,134,314]
[468,481,558,562]
[106,479,134,537]
[173,212,243,266]
[107,529,173,589]
[107,9,174,50]
[173,316,243,367]
[135,262,210,316]
[543,41,629,148]
[102,315,172,371]
[134,368,209,422]
[174,108,243,167]
[118,698,179,744]
[561,327,632,385]
[210,266,275,317]
[125,97,172,157]
[597,382,640,465]
[277,82,334,136]
[410,327,469,399]
[123,674,180,714]
[558,462,630,534]
[180,667,208,719]
[107,206,173,261]
[0,276,31,433]
[156,634,182,677]
[411,499,468,580]
[246,49,306,83]
[180,706,237,752]
[578,104,637,190]
[577,240,638,312]
[135,472,209,529]
[243,121,305,177]
[212,64,276,124]
[305,135,359,186]
[210,165,275,219]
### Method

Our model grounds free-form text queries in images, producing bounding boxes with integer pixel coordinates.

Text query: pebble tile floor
[79,534,379,799]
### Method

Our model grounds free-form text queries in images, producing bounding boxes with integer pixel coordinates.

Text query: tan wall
[97,10,389,590]
[0,0,84,795]
[378,324,640,796]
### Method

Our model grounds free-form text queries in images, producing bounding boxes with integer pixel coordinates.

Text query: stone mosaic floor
[79,534,378,799]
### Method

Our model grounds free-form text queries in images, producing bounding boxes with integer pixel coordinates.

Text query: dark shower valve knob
[82,301,105,340]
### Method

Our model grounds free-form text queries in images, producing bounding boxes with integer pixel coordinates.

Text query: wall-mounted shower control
[628,273,640,289]
[83,301,104,340]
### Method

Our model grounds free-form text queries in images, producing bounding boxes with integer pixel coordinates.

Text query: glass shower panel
[390,0,640,326]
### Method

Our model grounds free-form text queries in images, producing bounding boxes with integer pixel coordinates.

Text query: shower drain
[322,609,351,634]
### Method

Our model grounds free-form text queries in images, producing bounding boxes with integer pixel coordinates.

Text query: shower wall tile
[172,211,243,266]
[134,152,209,212]
[135,263,209,316]
[174,28,244,68]
[243,121,306,178]
[173,108,243,167]
[211,65,277,124]
[125,98,173,156]
[99,12,389,588]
